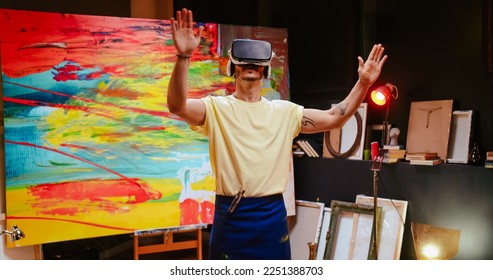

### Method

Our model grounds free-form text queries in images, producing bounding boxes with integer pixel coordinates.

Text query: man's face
[235,64,264,81]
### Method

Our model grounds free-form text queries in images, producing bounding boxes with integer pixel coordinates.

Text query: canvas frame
[315,207,331,259]
[354,195,408,259]
[447,110,473,164]
[406,99,454,160]
[288,200,325,260]
[323,200,378,260]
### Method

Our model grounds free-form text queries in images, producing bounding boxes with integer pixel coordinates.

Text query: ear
[226,59,235,76]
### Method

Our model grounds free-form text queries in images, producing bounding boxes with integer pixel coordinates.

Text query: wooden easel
[133,225,205,260]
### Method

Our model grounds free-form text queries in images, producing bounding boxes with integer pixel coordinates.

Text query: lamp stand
[370,149,385,260]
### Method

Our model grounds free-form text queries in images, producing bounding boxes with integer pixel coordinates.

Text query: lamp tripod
[368,82,399,260]
[370,149,385,260]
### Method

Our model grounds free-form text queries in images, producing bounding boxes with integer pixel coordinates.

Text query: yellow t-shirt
[192,95,304,197]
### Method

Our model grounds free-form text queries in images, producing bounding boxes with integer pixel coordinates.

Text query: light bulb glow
[371,90,387,106]
[421,244,440,259]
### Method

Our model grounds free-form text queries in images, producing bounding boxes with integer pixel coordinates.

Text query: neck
[234,77,262,102]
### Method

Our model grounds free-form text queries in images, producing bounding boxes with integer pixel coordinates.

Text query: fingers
[357,56,364,67]
[187,10,194,29]
[378,54,388,68]
[368,44,385,62]
[174,8,198,31]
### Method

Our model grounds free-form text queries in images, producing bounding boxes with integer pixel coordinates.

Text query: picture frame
[288,200,325,260]
[323,103,367,160]
[354,195,408,260]
[323,200,378,260]
[447,110,473,164]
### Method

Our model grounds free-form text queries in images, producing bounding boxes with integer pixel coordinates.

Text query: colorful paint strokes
[0,9,289,247]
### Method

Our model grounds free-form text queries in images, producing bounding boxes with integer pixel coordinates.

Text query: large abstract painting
[0,9,290,247]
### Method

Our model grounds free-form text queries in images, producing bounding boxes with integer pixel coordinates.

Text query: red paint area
[201,201,215,224]
[28,178,162,216]
[180,198,200,225]
[180,199,215,225]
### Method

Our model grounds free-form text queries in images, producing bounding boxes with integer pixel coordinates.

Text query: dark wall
[367,0,492,156]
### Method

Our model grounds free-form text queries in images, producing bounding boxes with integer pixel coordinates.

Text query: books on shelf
[383,148,406,164]
[387,149,406,158]
[485,160,493,168]
[383,145,404,150]
[405,152,439,161]
[486,151,493,161]
[409,158,444,166]
[296,139,320,157]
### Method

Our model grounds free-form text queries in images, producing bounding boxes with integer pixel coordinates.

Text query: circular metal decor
[324,111,363,159]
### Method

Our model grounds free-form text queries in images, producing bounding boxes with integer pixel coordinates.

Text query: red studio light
[370,83,397,106]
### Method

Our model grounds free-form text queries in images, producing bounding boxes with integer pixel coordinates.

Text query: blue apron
[209,194,291,260]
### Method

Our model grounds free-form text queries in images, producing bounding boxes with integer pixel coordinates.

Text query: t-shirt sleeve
[189,97,211,136]
[292,104,304,138]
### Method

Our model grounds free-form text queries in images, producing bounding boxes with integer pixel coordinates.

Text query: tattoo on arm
[301,116,315,127]
[336,103,349,115]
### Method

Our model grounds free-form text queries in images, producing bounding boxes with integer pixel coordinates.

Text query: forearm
[331,79,370,123]
[167,56,190,114]
[301,80,370,134]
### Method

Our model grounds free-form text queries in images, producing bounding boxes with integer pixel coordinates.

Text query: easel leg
[196,229,202,260]
[133,234,139,260]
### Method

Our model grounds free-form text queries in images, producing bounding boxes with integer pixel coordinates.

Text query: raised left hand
[357,44,388,86]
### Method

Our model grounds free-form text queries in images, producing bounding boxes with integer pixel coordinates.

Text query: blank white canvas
[355,195,408,260]
[447,110,473,164]
[289,200,325,260]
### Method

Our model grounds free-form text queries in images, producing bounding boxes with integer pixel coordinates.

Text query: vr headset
[226,39,273,78]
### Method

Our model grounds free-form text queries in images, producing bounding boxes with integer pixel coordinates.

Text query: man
[167,8,387,260]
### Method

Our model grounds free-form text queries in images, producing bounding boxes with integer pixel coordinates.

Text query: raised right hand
[170,8,204,56]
